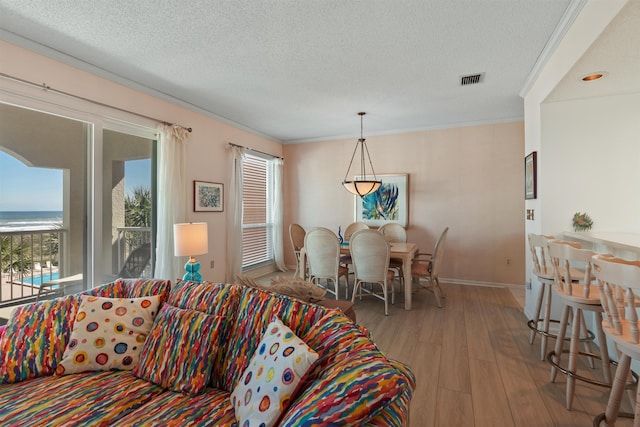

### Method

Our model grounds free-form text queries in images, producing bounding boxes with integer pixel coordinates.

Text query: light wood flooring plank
[439,305,471,393]
[464,286,497,363]
[407,340,442,427]
[469,357,515,426]
[434,387,474,426]
[417,297,446,345]
[483,287,556,426]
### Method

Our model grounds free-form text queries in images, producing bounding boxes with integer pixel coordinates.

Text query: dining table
[298,241,420,311]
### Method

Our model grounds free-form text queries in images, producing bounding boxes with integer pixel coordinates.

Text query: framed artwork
[354,174,408,227]
[194,181,224,212]
[525,151,537,200]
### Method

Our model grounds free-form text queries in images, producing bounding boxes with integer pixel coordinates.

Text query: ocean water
[0,211,63,232]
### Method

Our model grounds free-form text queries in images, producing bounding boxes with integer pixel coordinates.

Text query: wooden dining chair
[378,223,407,243]
[339,222,369,273]
[378,223,407,287]
[411,227,448,308]
[289,223,306,279]
[547,240,612,411]
[304,227,349,300]
[592,254,640,426]
[344,222,369,241]
[350,229,396,315]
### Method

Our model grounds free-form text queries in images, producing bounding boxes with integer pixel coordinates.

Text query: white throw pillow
[231,317,318,427]
[56,295,160,375]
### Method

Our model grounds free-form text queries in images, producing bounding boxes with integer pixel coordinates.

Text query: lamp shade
[173,222,208,257]
[342,179,382,197]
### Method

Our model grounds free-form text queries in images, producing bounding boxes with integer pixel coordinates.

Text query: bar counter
[562,231,640,259]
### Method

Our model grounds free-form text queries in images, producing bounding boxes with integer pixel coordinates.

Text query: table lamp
[173,222,208,282]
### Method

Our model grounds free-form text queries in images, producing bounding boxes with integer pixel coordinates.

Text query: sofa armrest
[279,354,414,426]
[364,359,416,426]
[278,311,415,426]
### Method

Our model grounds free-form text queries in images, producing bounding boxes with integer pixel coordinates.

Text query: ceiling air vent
[460,73,484,86]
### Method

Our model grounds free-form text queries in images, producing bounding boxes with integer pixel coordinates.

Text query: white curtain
[270,157,286,271]
[154,124,190,280]
[225,145,245,283]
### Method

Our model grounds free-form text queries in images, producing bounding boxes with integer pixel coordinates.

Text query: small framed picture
[525,152,537,200]
[194,181,224,212]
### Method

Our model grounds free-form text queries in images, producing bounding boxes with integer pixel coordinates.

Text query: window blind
[242,154,273,269]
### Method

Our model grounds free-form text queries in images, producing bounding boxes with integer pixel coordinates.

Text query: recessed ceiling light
[580,72,607,82]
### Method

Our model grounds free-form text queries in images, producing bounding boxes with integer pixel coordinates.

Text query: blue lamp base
[182,257,202,282]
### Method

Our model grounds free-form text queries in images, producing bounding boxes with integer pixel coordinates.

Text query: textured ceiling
[546,0,640,103]
[0,0,573,143]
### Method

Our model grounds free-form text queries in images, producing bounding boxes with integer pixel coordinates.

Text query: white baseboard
[439,277,525,289]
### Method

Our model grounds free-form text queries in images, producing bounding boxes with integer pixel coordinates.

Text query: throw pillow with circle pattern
[56,295,160,375]
[231,317,319,427]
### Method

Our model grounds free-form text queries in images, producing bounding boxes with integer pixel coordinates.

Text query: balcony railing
[0,227,152,308]
[0,228,66,307]
[115,227,152,278]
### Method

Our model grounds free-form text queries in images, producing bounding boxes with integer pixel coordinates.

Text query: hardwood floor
[261,273,634,426]
[356,282,634,427]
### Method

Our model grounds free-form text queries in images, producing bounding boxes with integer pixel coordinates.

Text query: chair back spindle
[548,240,592,299]
[528,233,555,278]
[590,255,640,427]
[592,254,640,344]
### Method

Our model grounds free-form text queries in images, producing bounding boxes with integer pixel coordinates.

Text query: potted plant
[572,212,593,232]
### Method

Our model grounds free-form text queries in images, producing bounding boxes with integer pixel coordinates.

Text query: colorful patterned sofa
[0,278,415,426]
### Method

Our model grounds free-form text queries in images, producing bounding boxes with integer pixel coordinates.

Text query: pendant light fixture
[342,112,382,197]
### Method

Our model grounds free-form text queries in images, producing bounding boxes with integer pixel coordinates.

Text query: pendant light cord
[342,112,378,181]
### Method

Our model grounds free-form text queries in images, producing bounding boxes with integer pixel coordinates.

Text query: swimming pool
[24,272,60,286]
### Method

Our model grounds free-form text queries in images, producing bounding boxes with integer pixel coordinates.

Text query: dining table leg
[298,249,307,279]
[402,253,412,310]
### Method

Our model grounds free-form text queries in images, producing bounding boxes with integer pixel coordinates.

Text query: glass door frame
[1,79,158,289]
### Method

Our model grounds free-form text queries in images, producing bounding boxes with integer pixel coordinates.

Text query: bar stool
[528,233,559,360]
[592,254,640,426]
[528,235,584,360]
[547,240,612,411]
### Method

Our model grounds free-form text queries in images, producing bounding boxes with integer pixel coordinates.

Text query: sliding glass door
[0,101,157,305]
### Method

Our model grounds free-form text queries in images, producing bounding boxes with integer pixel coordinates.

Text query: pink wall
[284,122,525,285]
[3,40,524,286]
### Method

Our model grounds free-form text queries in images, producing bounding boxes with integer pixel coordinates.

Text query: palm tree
[1,235,33,275]
[125,186,152,250]
[125,186,151,228]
